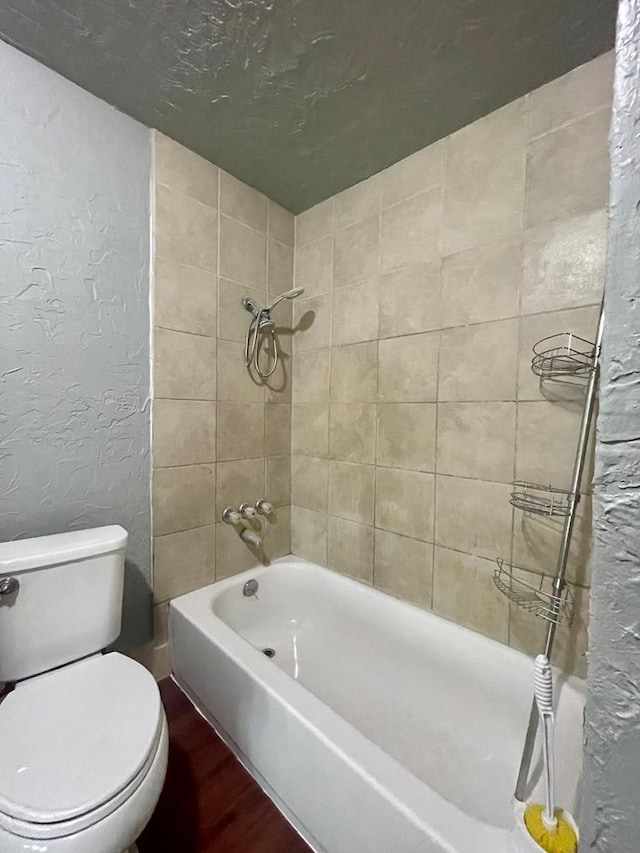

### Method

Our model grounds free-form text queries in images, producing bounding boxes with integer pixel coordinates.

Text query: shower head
[266,287,305,312]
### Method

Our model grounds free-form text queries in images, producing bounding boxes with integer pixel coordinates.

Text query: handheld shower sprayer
[243,287,305,378]
[267,287,305,312]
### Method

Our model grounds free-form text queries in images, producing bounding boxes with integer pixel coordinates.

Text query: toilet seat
[0,652,163,840]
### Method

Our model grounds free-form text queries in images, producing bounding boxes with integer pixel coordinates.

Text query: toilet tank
[0,526,127,682]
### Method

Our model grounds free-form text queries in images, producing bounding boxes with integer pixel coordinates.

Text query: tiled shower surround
[141,132,294,676]
[290,52,613,678]
[141,53,612,679]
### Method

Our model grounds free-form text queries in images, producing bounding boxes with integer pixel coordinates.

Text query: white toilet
[0,525,168,853]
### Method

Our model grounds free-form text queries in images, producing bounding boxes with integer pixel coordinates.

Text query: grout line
[526,103,612,145]
[371,186,383,590]
[157,175,275,241]
[214,152,222,578]
[264,201,270,515]
[155,251,217,278]
[154,324,216,340]
[149,131,158,593]
[155,521,216,540]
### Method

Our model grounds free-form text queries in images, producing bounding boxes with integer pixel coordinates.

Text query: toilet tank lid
[0,525,128,573]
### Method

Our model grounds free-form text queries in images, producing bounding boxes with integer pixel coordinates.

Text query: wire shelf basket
[531,333,596,381]
[510,481,575,518]
[493,559,573,626]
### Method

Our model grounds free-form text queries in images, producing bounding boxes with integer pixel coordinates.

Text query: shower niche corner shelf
[509,481,574,518]
[531,332,596,382]
[493,559,574,626]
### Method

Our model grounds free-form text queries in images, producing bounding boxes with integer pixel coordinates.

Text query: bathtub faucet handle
[255,499,273,516]
[239,503,258,519]
[222,507,241,524]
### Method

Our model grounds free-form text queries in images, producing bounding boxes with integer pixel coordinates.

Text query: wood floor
[138,678,311,853]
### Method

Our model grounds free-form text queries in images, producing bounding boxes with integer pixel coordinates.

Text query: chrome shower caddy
[494,304,604,802]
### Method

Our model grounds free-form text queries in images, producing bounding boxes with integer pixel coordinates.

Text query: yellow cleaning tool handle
[534,654,557,832]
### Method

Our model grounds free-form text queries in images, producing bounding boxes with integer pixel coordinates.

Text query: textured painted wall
[582,2,640,847]
[0,40,152,649]
[0,0,617,213]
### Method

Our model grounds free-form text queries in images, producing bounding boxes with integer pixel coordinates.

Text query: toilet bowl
[0,526,169,852]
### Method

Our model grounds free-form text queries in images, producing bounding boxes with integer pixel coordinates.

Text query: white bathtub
[170,558,584,853]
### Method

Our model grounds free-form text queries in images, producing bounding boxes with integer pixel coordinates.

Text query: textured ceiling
[0,0,617,213]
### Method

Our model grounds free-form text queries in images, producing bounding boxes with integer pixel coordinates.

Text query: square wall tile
[374,529,433,609]
[216,458,265,517]
[435,476,513,561]
[437,402,516,482]
[153,524,215,602]
[268,239,294,297]
[332,279,379,346]
[217,278,266,343]
[296,198,334,247]
[220,170,268,233]
[293,349,330,403]
[442,100,526,255]
[521,210,607,315]
[375,467,434,541]
[524,108,610,229]
[378,333,439,402]
[266,455,291,507]
[516,400,590,490]
[269,200,295,246]
[440,238,521,328]
[219,215,267,289]
[265,403,291,456]
[377,403,436,472]
[291,405,329,458]
[438,319,518,402]
[334,176,381,230]
[154,132,219,207]
[264,353,293,406]
[265,505,292,560]
[379,262,440,338]
[153,464,215,536]
[329,403,376,464]
[330,342,378,403]
[291,506,328,564]
[526,51,614,140]
[380,140,444,209]
[155,257,217,337]
[154,400,216,468]
[432,547,509,643]
[155,184,218,273]
[154,328,216,401]
[328,461,375,524]
[291,456,328,512]
[328,516,374,583]
[217,340,265,402]
[512,493,592,586]
[381,187,441,272]
[293,294,331,352]
[216,520,265,580]
[152,603,170,645]
[217,402,265,461]
[333,215,380,287]
[295,236,333,297]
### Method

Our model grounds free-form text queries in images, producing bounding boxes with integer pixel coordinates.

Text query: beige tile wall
[291,52,613,677]
[135,132,294,678]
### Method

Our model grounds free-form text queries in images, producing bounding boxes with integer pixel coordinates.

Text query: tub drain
[262,647,276,658]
